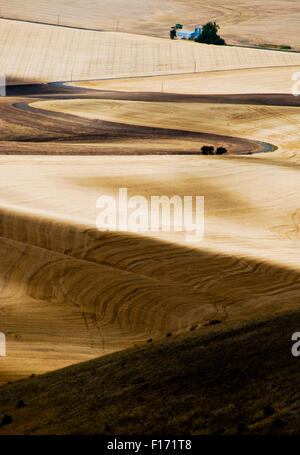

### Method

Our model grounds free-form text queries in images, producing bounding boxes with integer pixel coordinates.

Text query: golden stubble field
[0,9,300,387]
[1,75,300,384]
[1,0,300,49]
[1,17,300,84]
[76,66,300,95]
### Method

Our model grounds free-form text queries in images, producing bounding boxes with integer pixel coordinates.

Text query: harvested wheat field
[0,81,300,387]
[1,0,300,49]
[2,309,300,435]
[76,65,300,95]
[1,18,300,85]
[0,3,300,436]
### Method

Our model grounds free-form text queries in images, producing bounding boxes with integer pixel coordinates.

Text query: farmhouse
[177,26,201,40]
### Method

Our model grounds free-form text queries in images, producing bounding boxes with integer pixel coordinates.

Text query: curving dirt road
[1,83,291,155]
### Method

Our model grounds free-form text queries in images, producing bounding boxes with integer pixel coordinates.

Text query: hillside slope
[1,0,300,48]
[1,309,300,434]
[1,18,300,84]
[0,85,300,385]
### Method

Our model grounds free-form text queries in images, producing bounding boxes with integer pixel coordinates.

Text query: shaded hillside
[1,309,300,434]
[1,200,300,385]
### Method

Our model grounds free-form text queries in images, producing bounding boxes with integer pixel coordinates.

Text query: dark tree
[216,146,228,155]
[201,145,215,155]
[196,22,226,45]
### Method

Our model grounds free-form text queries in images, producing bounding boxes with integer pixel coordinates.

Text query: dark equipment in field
[170,27,177,39]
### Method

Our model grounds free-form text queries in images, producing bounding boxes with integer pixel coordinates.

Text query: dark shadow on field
[1,204,300,329]
[6,83,300,106]
[1,305,300,434]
